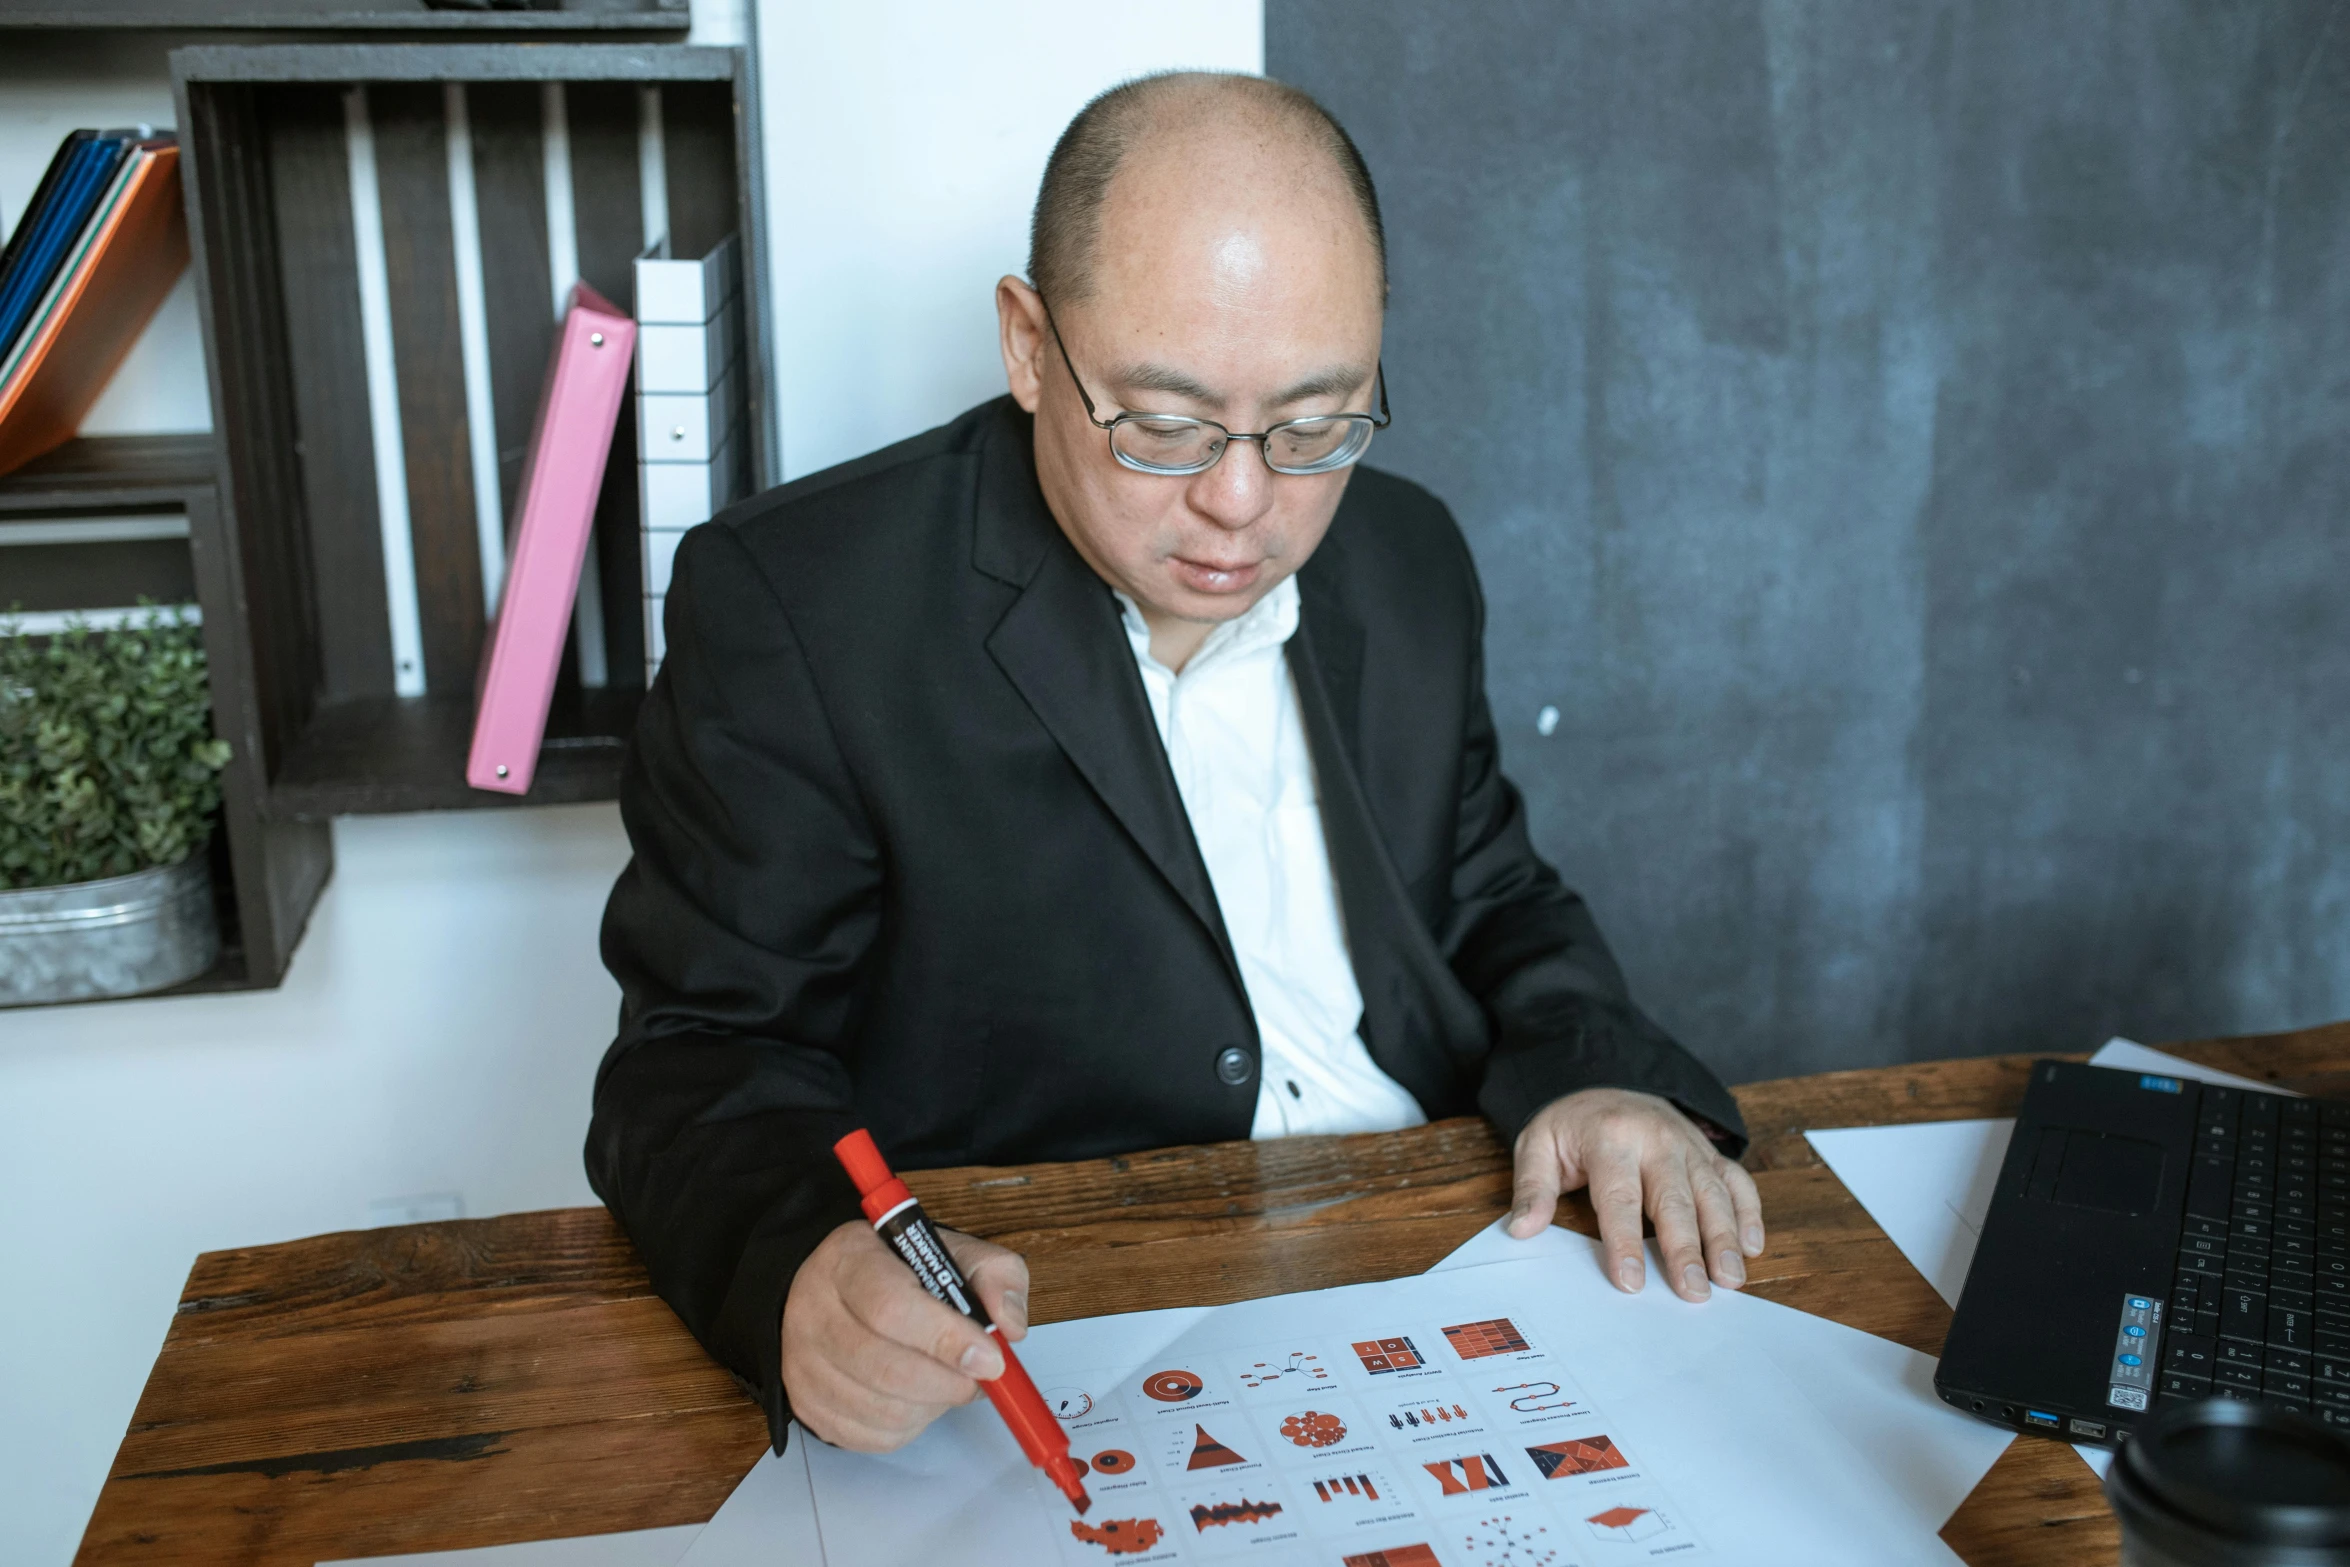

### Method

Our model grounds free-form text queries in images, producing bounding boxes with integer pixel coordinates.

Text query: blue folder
[0,129,92,289]
[0,133,134,364]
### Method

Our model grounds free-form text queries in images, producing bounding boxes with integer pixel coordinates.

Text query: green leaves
[0,606,230,890]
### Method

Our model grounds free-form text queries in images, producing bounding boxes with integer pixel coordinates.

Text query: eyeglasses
[1046,309,1390,477]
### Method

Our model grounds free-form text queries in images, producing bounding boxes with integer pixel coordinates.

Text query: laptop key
[2271,1308,2312,1351]
[2219,1340,2264,1367]
[2317,1354,2350,1385]
[2216,1363,2263,1391]
[2270,1348,2312,1376]
[2181,1233,2226,1259]
[2177,1251,2224,1277]
[2222,1289,2269,1339]
[2166,1335,2217,1372]
[2162,1371,2214,1399]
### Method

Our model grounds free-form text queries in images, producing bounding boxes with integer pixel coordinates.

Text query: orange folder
[0,139,188,478]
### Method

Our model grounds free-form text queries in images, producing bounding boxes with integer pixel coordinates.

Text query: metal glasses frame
[1046,310,1391,476]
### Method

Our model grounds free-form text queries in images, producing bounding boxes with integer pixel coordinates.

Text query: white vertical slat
[444,82,507,615]
[345,85,428,699]
[541,81,580,314]
[638,82,671,681]
[541,81,609,689]
[638,85,669,249]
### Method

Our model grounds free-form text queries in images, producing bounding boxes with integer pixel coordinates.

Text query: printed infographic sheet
[796,1256,1959,1566]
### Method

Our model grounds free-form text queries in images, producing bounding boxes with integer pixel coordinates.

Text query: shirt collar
[1114,574,1301,677]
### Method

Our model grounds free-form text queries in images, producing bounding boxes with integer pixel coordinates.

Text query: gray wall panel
[1269,0,2350,1081]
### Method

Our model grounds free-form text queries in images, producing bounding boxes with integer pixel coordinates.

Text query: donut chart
[1090,1448,1137,1475]
[1142,1369,1205,1403]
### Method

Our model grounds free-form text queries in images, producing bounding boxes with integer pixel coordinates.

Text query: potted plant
[0,607,233,1005]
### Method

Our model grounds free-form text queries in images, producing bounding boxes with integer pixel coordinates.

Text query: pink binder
[467,283,637,795]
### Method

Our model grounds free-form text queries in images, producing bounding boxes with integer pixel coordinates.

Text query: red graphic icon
[1425,1451,1511,1495]
[1238,1350,1330,1390]
[1142,1368,1205,1403]
[1495,1380,1574,1413]
[1089,1448,1137,1475]
[1069,1517,1167,1555]
[1388,1402,1472,1430]
[1188,1496,1284,1531]
[1185,1424,1248,1470]
[1526,1435,1628,1479]
[1442,1317,1533,1360]
[1342,1547,1439,1567]
[1311,1471,1383,1502]
[1585,1505,1669,1542]
[1463,1512,1562,1565]
[1353,1336,1425,1374]
[1279,1409,1348,1448]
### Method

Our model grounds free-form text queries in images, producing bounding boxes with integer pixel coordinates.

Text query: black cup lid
[2121,1398,2350,1546]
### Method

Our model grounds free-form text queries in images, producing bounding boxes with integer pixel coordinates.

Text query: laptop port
[2070,1419,2106,1439]
[2024,1410,2060,1429]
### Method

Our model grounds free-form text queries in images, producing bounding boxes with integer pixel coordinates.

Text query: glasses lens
[1111,416,1223,474]
[1265,417,1374,475]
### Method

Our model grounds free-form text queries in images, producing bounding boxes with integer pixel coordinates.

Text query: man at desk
[588,72,1762,1456]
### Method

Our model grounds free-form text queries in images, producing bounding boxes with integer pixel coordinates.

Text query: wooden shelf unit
[0,1,688,33]
[171,42,765,820]
[0,434,333,994]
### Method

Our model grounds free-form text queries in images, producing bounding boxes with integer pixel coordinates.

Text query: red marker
[831,1129,1091,1514]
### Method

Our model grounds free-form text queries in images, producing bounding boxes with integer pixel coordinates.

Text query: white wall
[0,809,633,1567]
[0,4,1261,1563]
[755,0,1263,479]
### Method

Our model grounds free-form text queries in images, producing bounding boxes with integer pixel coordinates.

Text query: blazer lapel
[974,418,1239,978]
[1291,571,1488,1112]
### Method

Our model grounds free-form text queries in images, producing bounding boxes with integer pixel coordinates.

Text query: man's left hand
[1504,1087,1764,1301]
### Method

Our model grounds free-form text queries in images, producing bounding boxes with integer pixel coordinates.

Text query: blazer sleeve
[586,522,873,1453]
[1435,545,1749,1154]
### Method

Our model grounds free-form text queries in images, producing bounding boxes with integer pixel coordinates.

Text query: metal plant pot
[0,854,219,1006]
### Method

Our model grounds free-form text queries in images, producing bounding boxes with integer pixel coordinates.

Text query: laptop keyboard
[2159,1084,2350,1427]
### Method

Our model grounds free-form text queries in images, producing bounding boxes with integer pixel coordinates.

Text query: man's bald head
[1028,71,1387,308]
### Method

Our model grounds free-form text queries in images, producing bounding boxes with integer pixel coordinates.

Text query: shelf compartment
[272,686,641,817]
[172,43,764,816]
[0,434,332,994]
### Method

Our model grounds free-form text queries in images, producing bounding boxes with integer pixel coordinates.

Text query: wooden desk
[78,1020,2350,1566]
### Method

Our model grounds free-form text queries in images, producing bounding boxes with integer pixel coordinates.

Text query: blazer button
[1214,1046,1254,1087]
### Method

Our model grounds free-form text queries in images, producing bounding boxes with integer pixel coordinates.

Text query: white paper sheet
[317,1523,704,1567]
[2082,1037,2282,1096]
[687,1257,1960,1567]
[1801,1037,2280,1482]
[1429,1219,2013,1528]
[1804,1117,2015,1312]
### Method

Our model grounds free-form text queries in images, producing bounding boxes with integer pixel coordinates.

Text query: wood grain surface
[74,1020,2350,1566]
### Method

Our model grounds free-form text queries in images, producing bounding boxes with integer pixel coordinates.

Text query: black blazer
[587,397,1744,1448]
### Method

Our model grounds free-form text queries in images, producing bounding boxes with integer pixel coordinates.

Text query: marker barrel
[832,1129,1091,1513]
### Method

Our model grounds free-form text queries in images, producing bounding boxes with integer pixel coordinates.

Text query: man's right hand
[781,1217,1032,1452]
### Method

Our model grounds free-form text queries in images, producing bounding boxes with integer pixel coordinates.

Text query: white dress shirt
[1115,576,1429,1140]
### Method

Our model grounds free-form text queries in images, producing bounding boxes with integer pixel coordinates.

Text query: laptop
[1935,1059,2350,1446]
